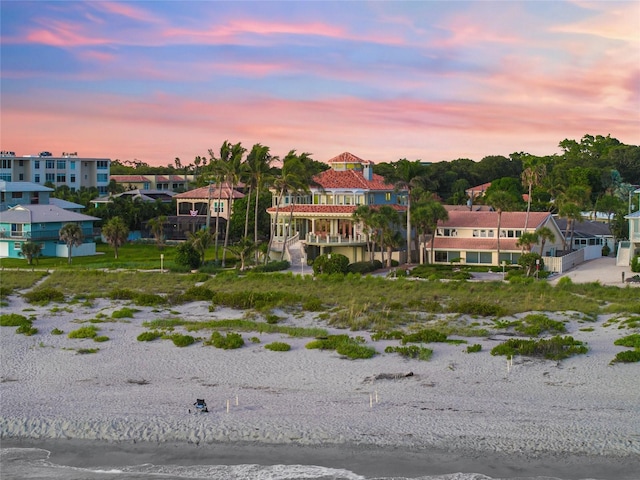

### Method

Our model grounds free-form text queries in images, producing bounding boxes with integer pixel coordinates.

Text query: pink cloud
[25,19,110,47]
[3,87,637,167]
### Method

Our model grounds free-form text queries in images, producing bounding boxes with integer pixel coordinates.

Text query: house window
[435,251,461,262]
[11,192,23,199]
[14,242,21,250]
[499,252,521,264]
[385,192,391,201]
[479,252,492,263]
[56,174,66,183]
[97,173,108,182]
[19,173,24,180]
[57,160,66,169]
[0,173,11,181]
[480,230,487,237]
[70,175,76,183]
[466,252,493,264]
[46,160,55,169]
[488,230,494,237]
[70,161,76,170]
[214,202,224,213]
[34,174,40,183]
[97,160,108,169]
[0,159,11,168]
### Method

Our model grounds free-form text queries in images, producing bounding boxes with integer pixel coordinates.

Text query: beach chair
[193,398,208,413]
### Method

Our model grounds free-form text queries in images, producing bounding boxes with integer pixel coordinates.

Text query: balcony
[304,233,367,246]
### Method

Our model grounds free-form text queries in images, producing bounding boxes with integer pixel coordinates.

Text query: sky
[1,1,639,166]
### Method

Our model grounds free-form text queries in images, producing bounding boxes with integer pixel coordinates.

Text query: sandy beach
[1,271,639,479]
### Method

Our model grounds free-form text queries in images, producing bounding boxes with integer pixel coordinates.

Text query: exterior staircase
[616,241,631,266]
[286,240,304,269]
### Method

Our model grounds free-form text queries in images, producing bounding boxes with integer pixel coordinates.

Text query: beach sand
[1,281,639,479]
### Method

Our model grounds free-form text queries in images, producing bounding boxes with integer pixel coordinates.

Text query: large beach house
[267,152,407,264]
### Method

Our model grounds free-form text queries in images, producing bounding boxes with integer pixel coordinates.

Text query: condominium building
[0,151,111,194]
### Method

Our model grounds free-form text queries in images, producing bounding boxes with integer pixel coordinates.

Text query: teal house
[0,204,99,259]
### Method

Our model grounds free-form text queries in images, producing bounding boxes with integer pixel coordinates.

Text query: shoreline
[4,438,640,480]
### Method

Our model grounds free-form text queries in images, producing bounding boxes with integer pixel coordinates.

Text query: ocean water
[0,447,593,480]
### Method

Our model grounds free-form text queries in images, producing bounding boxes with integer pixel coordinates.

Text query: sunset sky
[1,1,639,166]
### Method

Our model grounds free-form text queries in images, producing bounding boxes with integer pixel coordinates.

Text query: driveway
[547,256,638,287]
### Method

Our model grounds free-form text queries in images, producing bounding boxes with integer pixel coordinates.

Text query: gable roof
[0,181,54,193]
[554,218,612,237]
[439,211,552,229]
[110,175,150,183]
[49,198,85,210]
[326,152,373,166]
[0,205,99,223]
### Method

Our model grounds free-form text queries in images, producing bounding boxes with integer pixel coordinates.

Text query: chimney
[363,162,373,181]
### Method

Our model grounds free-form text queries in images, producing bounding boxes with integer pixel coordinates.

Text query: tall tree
[521,155,547,229]
[188,227,214,266]
[353,205,377,263]
[383,159,427,264]
[59,223,84,265]
[413,201,449,264]
[102,216,129,259]
[373,205,402,268]
[244,144,276,258]
[557,185,590,252]
[485,190,517,261]
[146,215,168,250]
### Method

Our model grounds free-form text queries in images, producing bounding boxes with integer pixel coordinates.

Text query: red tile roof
[174,184,244,200]
[110,175,150,182]
[313,169,393,190]
[440,211,551,229]
[326,152,373,165]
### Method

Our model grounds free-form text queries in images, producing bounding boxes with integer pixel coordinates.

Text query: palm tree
[221,142,246,267]
[188,227,214,266]
[516,232,539,253]
[557,185,590,252]
[226,236,257,271]
[265,150,309,263]
[353,205,377,262]
[521,156,546,229]
[19,241,42,265]
[102,217,129,259]
[383,159,426,264]
[374,205,402,267]
[281,152,315,260]
[59,223,84,264]
[485,190,517,261]
[413,201,449,264]
[147,215,167,249]
[536,226,556,256]
[244,144,276,255]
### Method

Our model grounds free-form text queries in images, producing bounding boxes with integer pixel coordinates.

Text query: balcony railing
[305,233,367,245]
[0,228,96,241]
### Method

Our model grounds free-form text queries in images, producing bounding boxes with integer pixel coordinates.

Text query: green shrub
[22,288,65,304]
[612,350,640,363]
[137,330,162,342]
[631,255,640,273]
[614,334,640,348]
[0,286,12,299]
[401,329,447,344]
[108,288,137,300]
[206,331,245,349]
[515,314,566,337]
[306,335,376,359]
[0,313,30,327]
[211,290,300,310]
[16,324,38,336]
[556,277,573,288]
[448,301,505,317]
[312,253,350,275]
[77,348,99,354]
[93,335,109,342]
[68,325,98,339]
[466,344,482,353]
[265,342,291,351]
[134,293,166,307]
[385,345,433,360]
[177,286,214,302]
[51,328,64,335]
[112,307,138,319]
[175,242,201,270]
[347,260,383,274]
[336,342,376,359]
[371,330,404,341]
[302,297,324,311]
[490,336,588,361]
[171,334,196,347]
[250,336,261,343]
